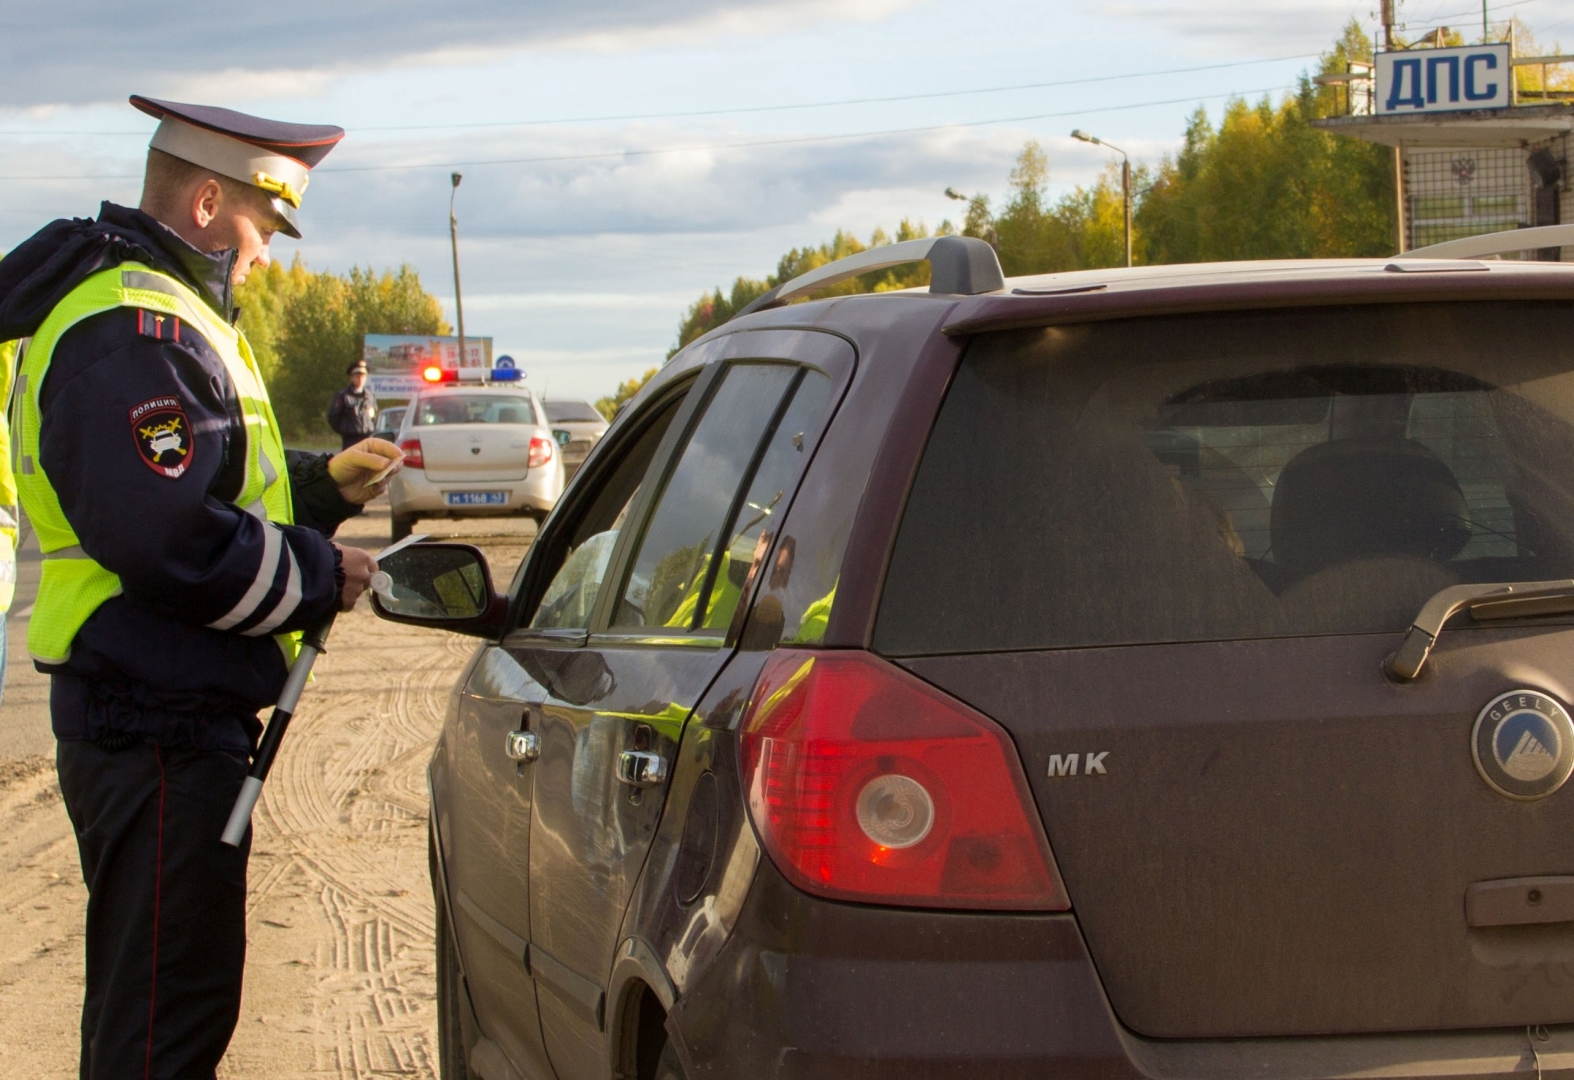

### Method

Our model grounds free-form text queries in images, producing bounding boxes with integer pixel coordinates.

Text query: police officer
[0,96,401,1079]
[329,358,378,448]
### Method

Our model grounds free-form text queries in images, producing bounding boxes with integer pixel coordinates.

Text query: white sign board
[1376,44,1510,115]
[362,333,493,401]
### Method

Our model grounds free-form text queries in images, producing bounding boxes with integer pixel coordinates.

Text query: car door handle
[616,750,667,787]
[505,730,540,762]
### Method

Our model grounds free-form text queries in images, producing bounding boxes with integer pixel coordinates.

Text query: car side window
[527,394,683,631]
[611,363,798,631]
[699,370,834,630]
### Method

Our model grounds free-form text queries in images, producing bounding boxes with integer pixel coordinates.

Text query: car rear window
[544,400,604,423]
[413,394,537,426]
[876,302,1574,655]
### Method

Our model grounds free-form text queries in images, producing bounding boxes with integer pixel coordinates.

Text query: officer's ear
[190,178,224,230]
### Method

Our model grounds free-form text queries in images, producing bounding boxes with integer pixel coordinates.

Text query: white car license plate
[445,491,508,506]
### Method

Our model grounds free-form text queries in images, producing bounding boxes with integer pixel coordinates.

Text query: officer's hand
[329,438,403,504]
[335,543,379,611]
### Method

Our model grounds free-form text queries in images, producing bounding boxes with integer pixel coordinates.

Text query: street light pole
[449,172,466,374]
[1070,129,1132,267]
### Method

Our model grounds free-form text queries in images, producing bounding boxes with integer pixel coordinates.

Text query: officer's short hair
[140,149,273,221]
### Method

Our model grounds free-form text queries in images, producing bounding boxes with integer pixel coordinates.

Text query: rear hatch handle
[1385,580,1574,682]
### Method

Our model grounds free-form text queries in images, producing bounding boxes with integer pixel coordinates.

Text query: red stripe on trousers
[145,746,166,1079]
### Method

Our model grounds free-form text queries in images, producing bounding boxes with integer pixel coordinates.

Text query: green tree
[267,265,448,441]
[235,256,312,384]
[1137,20,1394,262]
[667,219,948,356]
[596,367,659,421]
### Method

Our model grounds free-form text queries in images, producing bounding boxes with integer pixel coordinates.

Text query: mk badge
[130,397,193,479]
[1047,752,1108,778]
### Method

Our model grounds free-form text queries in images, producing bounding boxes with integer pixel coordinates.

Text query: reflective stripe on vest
[15,263,297,664]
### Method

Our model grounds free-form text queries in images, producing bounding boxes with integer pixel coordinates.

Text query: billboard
[1376,44,1510,115]
[363,334,494,398]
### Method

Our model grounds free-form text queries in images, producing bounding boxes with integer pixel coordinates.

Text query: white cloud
[0,0,922,108]
[1091,0,1367,52]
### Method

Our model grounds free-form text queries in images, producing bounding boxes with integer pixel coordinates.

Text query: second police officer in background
[328,357,378,449]
[0,95,402,1078]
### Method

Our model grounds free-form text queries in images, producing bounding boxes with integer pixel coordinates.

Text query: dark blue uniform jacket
[0,203,359,752]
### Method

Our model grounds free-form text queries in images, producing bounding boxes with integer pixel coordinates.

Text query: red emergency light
[422,365,457,384]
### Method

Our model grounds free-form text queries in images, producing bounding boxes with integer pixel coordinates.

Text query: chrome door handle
[505,730,540,762]
[616,750,667,787]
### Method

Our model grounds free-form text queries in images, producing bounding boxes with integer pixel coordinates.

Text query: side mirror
[553,428,572,447]
[370,542,508,638]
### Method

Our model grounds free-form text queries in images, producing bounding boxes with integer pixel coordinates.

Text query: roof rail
[733,235,1004,320]
[1397,223,1574,260]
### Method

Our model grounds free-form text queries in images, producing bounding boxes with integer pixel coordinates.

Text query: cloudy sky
[6,0,1573,400]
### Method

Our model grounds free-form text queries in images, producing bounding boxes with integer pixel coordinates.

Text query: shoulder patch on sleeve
[135,308,181,343]
[130,398,194,479]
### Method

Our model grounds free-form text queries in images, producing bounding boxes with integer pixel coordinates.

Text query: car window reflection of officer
[0,95,403,1080]
[329,359,378,449]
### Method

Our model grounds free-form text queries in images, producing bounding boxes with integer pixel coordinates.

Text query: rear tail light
[399,437,424,471]
[528,436,554,469]
[740,649,1068,910]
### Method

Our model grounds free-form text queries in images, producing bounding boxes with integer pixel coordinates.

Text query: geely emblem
[1472,690,1574,801]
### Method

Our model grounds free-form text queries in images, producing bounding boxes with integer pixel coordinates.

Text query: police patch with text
[130,398,193,479]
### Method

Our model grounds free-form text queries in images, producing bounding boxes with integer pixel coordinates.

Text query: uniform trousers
[57,738,251,1080]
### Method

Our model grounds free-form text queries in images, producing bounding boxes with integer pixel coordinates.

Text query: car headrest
[497,407,522,424]
[1270,437,1472,583]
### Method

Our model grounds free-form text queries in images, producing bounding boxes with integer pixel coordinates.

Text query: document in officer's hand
[366,458,401,485]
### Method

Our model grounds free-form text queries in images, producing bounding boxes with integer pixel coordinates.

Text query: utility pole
[1122,156,1132,268]
[1380,0,1408,252]
[449,172,466,375]
[1483,0,1490,43]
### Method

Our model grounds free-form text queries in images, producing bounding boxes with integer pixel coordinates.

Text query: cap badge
[1472,690,1574,801]
[253,172,304,208]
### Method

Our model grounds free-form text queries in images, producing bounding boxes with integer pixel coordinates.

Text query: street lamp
[1070,129,1132,268]
[449,172,466,374]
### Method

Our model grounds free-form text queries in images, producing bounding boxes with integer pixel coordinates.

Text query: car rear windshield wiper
[1385,580,1574,681]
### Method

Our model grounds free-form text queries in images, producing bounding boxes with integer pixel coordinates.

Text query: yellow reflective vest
[13,263,295,664]
[0,339,17,614]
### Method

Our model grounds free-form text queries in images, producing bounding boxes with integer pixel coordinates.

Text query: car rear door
[513,335,850,1080]
[875,302,1574,1038]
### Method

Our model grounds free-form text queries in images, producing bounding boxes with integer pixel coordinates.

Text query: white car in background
[387,385,564,541]
[542,398,609,480]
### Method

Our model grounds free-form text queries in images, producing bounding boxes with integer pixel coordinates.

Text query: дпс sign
[1376,44,1511,115]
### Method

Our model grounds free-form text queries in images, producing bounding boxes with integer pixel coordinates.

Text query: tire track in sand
[0,756,88,1075]
[222,607,475,1079]
[0,512,533,1078]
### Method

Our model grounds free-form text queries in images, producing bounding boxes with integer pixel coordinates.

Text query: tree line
[234,258,447,442]
[667,21,1397,358]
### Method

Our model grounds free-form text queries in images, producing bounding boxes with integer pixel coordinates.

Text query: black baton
[221,612,336,847]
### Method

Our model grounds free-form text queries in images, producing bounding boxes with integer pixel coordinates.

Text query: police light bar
[488,367,522,381]
[422,366,458,384]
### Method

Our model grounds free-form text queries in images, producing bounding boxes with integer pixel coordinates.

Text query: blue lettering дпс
[1465,52,1499,100]
[1426,55,1460,104]
[1386,57,1426,110]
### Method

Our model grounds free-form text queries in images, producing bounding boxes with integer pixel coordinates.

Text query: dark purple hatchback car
[373,235,1574,1080]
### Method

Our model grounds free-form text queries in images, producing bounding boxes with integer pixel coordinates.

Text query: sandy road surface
[0,503,536,1077]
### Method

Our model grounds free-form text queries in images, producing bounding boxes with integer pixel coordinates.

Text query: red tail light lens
[740,649,1068,910]
[399,437,424,470]
[528,435,554,469]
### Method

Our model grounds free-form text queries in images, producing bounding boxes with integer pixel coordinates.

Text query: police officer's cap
[130,95,345,240]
